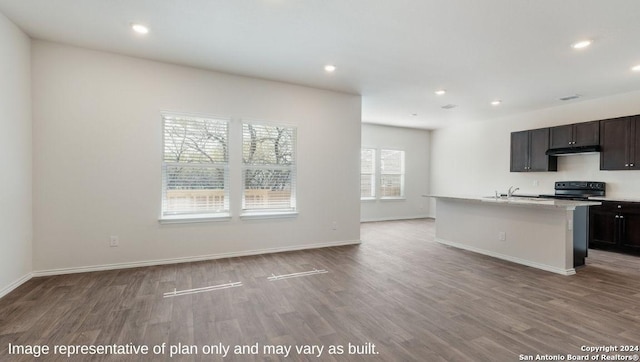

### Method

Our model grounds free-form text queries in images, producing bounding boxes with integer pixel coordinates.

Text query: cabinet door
[529,128,556,172]
[573,121,600,147]
[620,212,640,250]
[630,117,640,170]
[600,117,630,170]
[589,206,618,247]
[549,124,573,149]
[510,131,529,172]
[618,202,640,250]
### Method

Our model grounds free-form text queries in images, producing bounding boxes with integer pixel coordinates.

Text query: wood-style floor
[2,219,640,361]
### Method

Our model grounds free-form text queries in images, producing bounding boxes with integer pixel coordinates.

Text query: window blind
[360,148,376,198]
[380,149,405,198]
[242,122,296,212]
[162,114,229,216]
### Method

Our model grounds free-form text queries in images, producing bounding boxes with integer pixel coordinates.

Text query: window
[242,122,296,214]
[360,148,376,199]
[380,149,405,198]
[161,114,229,218]
[360,148,405,200]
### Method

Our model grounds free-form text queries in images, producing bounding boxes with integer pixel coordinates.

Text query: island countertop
[424,194,601,209]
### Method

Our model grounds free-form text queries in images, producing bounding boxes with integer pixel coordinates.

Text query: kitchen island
[429,195,601,275]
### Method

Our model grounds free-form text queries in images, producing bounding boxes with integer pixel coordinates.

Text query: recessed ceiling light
[435,89,446,95]
[324,64,336,72]
[131,23,149,34]
[491,100,502,106]
[632,64,640,72]
[571,40,592,49]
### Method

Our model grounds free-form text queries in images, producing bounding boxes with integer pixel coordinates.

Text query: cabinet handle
[631,163,635,167]
[620,215,625,219]
[618,205,622,208]
[615,215,620,218]
[625,164,629,167]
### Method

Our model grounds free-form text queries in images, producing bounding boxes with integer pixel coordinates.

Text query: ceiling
[1,0,639,129]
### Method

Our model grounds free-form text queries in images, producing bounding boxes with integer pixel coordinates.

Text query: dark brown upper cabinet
[510,128,557,172]
[549,120,599,149]
[600,115,640,170]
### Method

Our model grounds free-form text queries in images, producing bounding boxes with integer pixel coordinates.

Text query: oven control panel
[555,181,605,190]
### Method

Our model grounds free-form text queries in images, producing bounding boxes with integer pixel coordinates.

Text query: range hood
[545,145,601,156]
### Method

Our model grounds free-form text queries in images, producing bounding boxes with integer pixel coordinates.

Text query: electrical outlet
[110,235,119,247]
[533,180,539,187]
[498,232,506,241]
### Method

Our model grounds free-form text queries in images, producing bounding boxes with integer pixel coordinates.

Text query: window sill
[360,198,376,202]
[159,213,231,224]
[380,197,406,201]
[240,211,298,220]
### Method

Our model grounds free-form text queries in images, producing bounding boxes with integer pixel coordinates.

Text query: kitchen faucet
[508,186,520,198]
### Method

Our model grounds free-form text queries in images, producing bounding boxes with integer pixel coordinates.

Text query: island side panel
[571,206,588,267]
[434,198,574,275]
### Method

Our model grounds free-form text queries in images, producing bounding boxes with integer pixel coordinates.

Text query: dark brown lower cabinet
[589,201,640,253]
[589,205,618,247]
[620,211,640,250]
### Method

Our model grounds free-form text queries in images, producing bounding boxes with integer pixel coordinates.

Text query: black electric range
[539,181,606,267]
[539,181,606,200]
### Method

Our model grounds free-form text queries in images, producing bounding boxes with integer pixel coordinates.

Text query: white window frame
[360,148,376,200]
[360,147,406,202]
[241,121,297,217]
[379,148,405,199]
[160,112,231,222]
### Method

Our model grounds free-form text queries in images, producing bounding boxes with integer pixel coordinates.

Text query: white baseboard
[32,239,362,277]
[360,215,432,223]
[0,273,33,299]
[435,237,576,276]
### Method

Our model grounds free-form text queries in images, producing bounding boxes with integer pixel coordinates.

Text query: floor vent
[163,281,243,298]
[268,269,328,281]
[559,94,580,101]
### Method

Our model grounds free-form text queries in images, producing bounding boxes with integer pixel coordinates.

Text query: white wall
[32,40,361,273]
[361,124,430,221]
[430,90,640,216]
[0,12,32,296]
